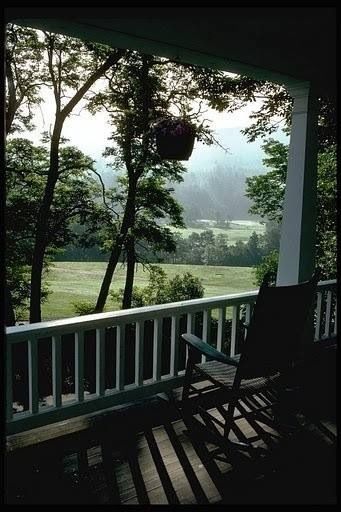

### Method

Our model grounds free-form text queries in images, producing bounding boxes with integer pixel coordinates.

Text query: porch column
[276,83,318,286]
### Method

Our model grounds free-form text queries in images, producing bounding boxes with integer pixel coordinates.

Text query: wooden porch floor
[5,381,336,505]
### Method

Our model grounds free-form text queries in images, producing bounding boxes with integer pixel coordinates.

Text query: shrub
[72,300,96,315]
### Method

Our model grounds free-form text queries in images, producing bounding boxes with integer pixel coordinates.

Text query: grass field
[32,262,258,321]
[168,220,265,245]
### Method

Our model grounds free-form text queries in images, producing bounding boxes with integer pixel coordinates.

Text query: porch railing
[6,279,336,435]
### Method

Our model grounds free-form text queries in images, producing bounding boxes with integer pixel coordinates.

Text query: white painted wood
[277,84,318,285]
[153,318,162,381]
[116,325,125,391]
[6,373,186,435]
[52,335,62,408]
[230,305,240,357]
[202,310,212,362]
[7,283,335,344]
[135,321,144,386]
[217,307,226,352]
[185,312,196,362]
[244,303,252,340]
[28,337,39,414]
[5,289,260,343]
[323,290,332,338]
[75,331,85,402]
[186,312,195,334]
[6,343,13,421]
[333,298,337,335]
[96,329,106,396]
[5,280,336,435]
[170,316,180,376]
[314,292,323,341]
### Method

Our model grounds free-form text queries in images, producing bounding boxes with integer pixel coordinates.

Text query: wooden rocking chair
[180,273,318,463]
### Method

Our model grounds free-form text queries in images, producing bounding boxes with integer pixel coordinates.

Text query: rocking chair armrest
[181,333,239,367]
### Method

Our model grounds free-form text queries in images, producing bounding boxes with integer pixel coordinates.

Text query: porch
[5,354,336,505]
[5,281,337,504]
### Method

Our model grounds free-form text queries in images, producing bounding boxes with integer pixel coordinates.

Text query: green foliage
[246,141,336,280]
[6,24,46,133]
[253,250,279,286]
[111,265,204,308]
[245,139,288,222]
[6,138,103,318]
[72,300,96,316]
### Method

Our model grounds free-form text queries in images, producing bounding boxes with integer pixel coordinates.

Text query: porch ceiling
[6,7,336,98]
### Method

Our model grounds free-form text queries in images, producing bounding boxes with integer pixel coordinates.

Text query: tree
[6,138,102,320]
[20,29,125,322]
[245,139,288,222]
[5,24,48,324]
[5,24,46,135]
[120,174,184,308]
[246,140,337,281]
[245,231,263,266]
[91,52,209,312]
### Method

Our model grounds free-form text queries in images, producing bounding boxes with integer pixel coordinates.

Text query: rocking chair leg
[182,350,195,402]
[223,400,237,439]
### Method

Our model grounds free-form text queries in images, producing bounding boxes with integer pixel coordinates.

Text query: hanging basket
[154,118,195,160]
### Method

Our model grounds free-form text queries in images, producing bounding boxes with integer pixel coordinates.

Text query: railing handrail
[6,279,336,343]
[6,289,259,343]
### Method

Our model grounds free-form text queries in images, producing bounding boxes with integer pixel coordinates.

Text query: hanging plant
[153,117,196,160]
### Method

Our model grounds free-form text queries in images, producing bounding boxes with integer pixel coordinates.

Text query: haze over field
[20,86,289,222]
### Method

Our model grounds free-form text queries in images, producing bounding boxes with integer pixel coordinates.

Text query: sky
[24,88,288,175]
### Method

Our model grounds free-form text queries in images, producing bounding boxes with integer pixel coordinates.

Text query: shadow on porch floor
[5,384,336,505]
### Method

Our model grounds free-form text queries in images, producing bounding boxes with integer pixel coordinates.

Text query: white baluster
[202,310,211,363]
[333,297,337,336]
[170,316,180,376]
[230,305,240,357]
[314,292,323,341]
[96,328,106,396]
[135,321,144,386]
[52,335,62,408]
[244,303,252,340]
[187,312,195,333]
[323,290,332,338]
[217,307,226,352]
[153,318,162,381]
[28,337,39,414]
[75,331,84,402]
[116,325,125,391]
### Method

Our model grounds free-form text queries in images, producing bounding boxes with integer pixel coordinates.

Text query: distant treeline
[55,224,280,268]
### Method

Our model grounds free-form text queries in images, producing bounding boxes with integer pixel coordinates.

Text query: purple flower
[154,117,195,137]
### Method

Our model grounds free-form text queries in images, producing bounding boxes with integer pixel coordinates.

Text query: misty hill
[92,127,289,222]
[184,127,288,175]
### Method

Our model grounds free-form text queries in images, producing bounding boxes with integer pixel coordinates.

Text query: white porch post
[276,83,318,286]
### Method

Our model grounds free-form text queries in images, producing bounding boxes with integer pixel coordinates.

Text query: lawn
[34,262,258,321]
[168,220,265,245]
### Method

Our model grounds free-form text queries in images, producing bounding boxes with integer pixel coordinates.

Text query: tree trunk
[5,284,16,326]
[29,123,62,323]
[122,238,136,309]
[95,179,136,313]
[5,50,17,135]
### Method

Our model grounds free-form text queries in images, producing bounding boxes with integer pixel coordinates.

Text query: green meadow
[35,262,257,321]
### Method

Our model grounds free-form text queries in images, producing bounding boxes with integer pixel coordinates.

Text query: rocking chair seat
[195,360,280,394]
